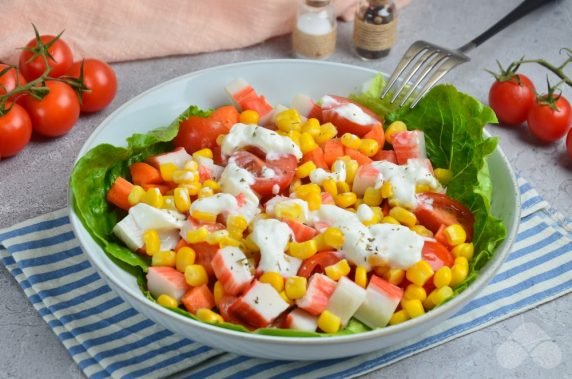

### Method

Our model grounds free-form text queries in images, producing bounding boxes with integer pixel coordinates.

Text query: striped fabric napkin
[1,177,571,379]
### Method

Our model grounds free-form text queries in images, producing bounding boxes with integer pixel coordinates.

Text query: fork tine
[389,49,441,103]
[409,58,464,108]
[398,52,450,107]
[381,42,428,99]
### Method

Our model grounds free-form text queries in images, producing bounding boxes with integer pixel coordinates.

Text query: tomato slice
[297,251,342,278]
[174,115,228,154]
[321,95,382,137]
[284,219,318,242]
[415,192,475,241]
[422,240,454,271]
[231,151,297,197]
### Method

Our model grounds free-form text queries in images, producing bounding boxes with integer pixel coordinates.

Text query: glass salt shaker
[292,0,337,60]
[353,0,398,60]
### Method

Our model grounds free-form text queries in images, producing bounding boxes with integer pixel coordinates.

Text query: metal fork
[381,0,558,108]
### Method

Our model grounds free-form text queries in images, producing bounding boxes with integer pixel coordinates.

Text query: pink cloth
[0,0,409,64]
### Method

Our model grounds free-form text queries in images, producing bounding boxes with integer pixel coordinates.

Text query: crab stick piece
[147,147,193,169]
[147,266,190,303]
[283,308,318,332]
[354,275,404,328]
[229,280,290,328]
[211,247,254,296]
[325,276,367,326]
[296,273,337,316]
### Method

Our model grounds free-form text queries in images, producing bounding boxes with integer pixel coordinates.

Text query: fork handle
[458,0,558,53]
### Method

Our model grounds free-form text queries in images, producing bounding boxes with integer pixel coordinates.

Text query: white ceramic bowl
[69,60,520,360]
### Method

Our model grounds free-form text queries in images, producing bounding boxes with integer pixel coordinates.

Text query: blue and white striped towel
[1,177,571,379]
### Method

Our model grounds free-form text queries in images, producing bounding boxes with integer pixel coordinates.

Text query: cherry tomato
[21,81,80,137]
[231,151,297,197]
[66,59,117,113]
[0,104,32,158]
[527,95,572,143]
[174,116,227,154]
[19,35,73,81]
[321,95,383,137]
[414,192,475,241]
[0,64,27,96]
[488,74,536,126]
[297,251,342,278]
[566,128,572,160]
[422,240,454,271]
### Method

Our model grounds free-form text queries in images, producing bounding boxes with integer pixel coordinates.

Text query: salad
[71,75,506,336]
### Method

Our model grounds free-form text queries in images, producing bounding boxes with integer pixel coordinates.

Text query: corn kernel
[312,234,327,251]
[315,122,338,145]
[186,227,209,243]
[322,179,338,196]
[336,181,350,194]
[280,290,294,305]
[242,233,260,253]
[363,187,382,206]
[202,180,221,193]
[355,266,368,288]
[172,170,197,184]
[380,181,393,199]
[423,295,435,310]
[176,246,196,272]
[295,183,321,199]
[128,185,145,206]
[173,187,191,213]
[403,299,425,318]
[158,163,177,182]
[415,184,431,193]
[184,264,209,287]
[259,272,285,292]
[322,227,345,249]
[434,266,452,288]
[406,260,434,286]
[340,133,361,149]
[388,309,410,325]
[335,192,357,208]
[318,310,341,333]
[198,186,214,199]
[213,281,224,305]
[325,259,351,281]
[227,214,248,233]
[191,210,216,223]
[373,264,390,277]
[157,294,178,308]
[182,182,202,196]
[152,250,177,267]
[141,187,164,208]
[285,276,307,300]
[382,216,400,225]
[289,178,302,193]
[344,159,359,184]
[429,286,453,306]
[288,130,302,146]
[359,138,380,157]
[299,132,318,154]
[389,206,417,227]
[450,262,469,287]
[275,109,302,132]
[434,168,453,185]
[274,202,305,222]
[404,284,427,301]
[196,308,224,323]
[288,239,318,260]
[385,121,407,144]
[144,229,161,256]
[183,160,199,171]
[301,118,321,137]
[162,196,178,211]
[410,225,434,238]
[383,268,405,285]
[239,109,260,125]
[451,242,474,260]
[305,192,322,211]
[444,224,467,246]
[206,229,230,245]
[454,256,469,268]
[296,161,317,179]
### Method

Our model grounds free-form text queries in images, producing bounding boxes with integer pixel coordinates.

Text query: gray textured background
[1,0,571,378]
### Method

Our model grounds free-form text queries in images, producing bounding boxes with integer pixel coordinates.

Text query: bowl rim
[69,58,521,344]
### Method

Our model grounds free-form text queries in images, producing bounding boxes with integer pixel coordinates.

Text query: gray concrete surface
[1,0,571,378]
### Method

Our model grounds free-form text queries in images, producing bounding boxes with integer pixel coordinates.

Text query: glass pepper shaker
[353,0,398,60]
[292,0,337,60]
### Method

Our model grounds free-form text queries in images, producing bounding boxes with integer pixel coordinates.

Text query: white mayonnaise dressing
[310,159,346,185]
[319,96,377,126]
[261,166,276,178]
[356,203,374,222]
[219,160,259,206]
[371,159,442,209]
[250,219,301,277]
[265,196,311,222]
[315,205,423,270]
[221,123,302,160]
[190,193,237,216]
